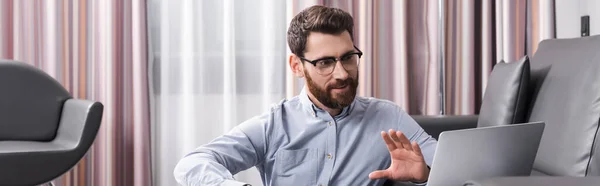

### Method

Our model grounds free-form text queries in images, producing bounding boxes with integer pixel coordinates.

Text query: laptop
[426,121,545,186]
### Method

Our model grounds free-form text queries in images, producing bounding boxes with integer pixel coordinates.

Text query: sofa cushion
[477,56,530,127]
[527,35,600,176]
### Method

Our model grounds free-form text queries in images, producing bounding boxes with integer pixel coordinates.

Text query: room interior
[0,0,599,185]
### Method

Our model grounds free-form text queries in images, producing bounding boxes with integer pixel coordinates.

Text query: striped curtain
[0,1,152,186]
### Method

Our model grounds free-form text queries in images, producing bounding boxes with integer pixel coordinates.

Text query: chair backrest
[0,60,71,141]
[526,35,600,176]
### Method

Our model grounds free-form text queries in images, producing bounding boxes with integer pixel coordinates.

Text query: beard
[304,69,359,109]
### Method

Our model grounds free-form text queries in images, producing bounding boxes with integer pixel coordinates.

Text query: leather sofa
[412,35,600,185]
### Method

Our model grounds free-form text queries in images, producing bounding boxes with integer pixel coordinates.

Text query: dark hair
[287,5,354,57]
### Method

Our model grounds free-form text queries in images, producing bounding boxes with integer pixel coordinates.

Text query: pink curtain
[0,0,152,186]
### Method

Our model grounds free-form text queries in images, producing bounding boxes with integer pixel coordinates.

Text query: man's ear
[289,54,305,78]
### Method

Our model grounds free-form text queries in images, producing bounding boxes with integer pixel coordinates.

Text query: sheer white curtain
[148,0,287,185]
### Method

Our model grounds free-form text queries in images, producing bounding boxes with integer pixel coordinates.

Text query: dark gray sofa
[413,35,600,185]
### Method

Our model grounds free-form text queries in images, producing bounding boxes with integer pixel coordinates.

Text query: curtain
[0,1,152,186]
[147,0,287,185]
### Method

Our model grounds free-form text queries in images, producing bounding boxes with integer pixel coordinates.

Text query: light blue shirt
[174,89,437,186]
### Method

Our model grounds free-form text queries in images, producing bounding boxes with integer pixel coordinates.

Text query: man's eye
[341,55,353,61]
[317,59,335,66]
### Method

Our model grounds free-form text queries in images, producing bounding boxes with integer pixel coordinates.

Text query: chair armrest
[0,100,102,153]
[0,141,70,153]
[464,176,600,186]
[53,99,103,150]
[411,115,479,139]
[0,99,103,185]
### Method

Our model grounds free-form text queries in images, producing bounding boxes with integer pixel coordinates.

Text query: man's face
[301,31,359,109]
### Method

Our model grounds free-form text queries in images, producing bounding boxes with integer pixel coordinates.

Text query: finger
[389,129,404,149]
[381,131,397,151]
[396,131,413,151]
[412,141,423,156]
[388,129,399,141]
[369,170,391,180]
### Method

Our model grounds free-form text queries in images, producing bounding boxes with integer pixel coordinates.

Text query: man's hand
[368,129,430,183]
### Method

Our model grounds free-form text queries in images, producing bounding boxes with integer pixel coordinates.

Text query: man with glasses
[175,5,437,186]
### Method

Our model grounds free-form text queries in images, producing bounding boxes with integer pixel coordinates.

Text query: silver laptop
[426,121,545,186]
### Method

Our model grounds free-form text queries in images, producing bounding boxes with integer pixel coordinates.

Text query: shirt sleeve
[174,114,271,186]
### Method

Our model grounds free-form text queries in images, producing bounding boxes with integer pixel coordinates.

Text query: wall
[556,0,600,38]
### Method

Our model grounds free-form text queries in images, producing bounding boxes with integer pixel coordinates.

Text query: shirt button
[312,112,316,117]
[328,121,332,126]
[327,153,332,159]
[319,184,323,186]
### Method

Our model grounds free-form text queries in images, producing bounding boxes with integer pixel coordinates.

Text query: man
[174,5,437,186]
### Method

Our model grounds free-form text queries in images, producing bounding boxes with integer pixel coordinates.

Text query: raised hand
[368,129,429,183]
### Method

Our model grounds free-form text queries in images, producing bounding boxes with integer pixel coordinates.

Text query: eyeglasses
[299,46,363,75]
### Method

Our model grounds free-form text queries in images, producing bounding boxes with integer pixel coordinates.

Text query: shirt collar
[299,87,355,119]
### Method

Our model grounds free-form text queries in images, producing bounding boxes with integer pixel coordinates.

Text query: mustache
[327,78,355,90]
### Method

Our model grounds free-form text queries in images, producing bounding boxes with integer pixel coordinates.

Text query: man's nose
[331,61,349,80]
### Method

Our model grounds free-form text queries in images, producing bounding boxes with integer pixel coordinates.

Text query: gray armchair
[0,60,103,186]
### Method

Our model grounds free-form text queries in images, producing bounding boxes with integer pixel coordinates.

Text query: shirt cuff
[411,165,430,185]
[220,179,252,186]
